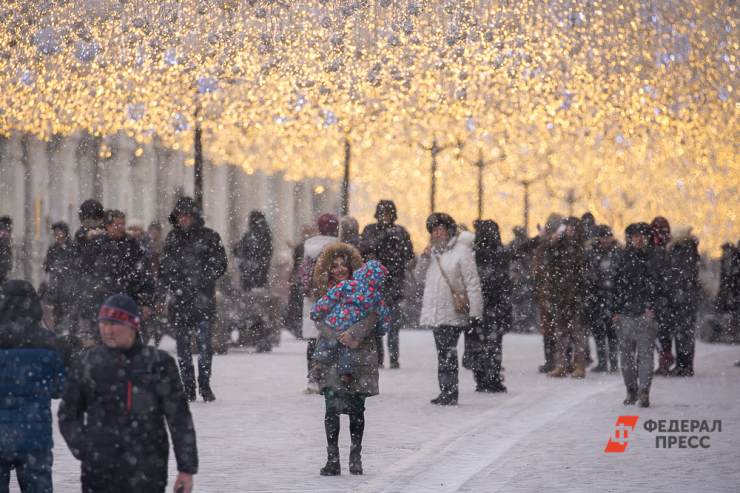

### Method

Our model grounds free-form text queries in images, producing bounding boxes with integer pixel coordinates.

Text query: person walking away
[0,280,66,493]
[612,223,660,407]
[583,225,620,372]
[415,213,483,405]
[58,294,197,492]
[309,243,374,475]
[161,197,227,402]
[650,216,675,375]
[666,234,701,376]
[470,220,512,392]
[359,200,414,369]
[234,211,273,291]
[300,214,340,393]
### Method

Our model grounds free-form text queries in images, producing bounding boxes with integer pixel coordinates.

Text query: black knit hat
[625,222,651,238]
[426,212,457,237]
[78,199,104,221]
[0,280,42,324]
[98,294,141,331]
[169,197,201,226]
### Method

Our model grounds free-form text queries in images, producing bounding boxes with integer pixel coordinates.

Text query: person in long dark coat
[359,200,414,368]
[234,210,273,291]
[666,235,701,376]
[42,221,76,330]
[469,220,512,392]
[161,197,227,402]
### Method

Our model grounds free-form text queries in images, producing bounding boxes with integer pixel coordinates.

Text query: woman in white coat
[300,214,340,393]
[416,213,483,405]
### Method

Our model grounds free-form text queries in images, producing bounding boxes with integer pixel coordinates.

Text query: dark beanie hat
[98,294,141,331]
[426,212,457,237]
[78,199,104,221]
[0,280,42,324]
[317,213,339,236]
[626,222,651,238]
[374,200,397,222]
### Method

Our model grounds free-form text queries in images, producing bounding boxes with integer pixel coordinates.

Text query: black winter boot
[349,445,363,475]
[320,446,341,476]
[199,384,216,402]
[623,388,638,405]
[430,392,458,406]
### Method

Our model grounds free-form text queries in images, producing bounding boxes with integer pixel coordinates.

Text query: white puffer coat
[300,235,339,339]
[416,231,483,327]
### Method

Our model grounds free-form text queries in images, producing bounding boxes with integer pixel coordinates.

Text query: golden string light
[0,0,737,252]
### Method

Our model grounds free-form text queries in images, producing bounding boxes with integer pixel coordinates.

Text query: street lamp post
[420,137,457,213]
[340,137,351,216]
[193,105,204,211]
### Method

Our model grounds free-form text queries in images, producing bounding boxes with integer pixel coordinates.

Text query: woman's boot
[349,444,363,475]
[320,446,341,476]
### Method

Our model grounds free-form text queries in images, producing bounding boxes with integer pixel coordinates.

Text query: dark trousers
[0,449,52,493]
[591,312,618,370]
[81,461,166,493]
[323,390,366,450]
[376,304,402,366]
[432,325,465,398]
[306,337,317,382]
[656,311,674,355]
[674,311,697,373]
[175,320,213,393]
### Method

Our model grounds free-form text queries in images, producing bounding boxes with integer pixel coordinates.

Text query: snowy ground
[15,331,740,493]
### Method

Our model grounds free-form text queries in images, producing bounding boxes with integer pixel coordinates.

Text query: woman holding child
[309,242,385,476]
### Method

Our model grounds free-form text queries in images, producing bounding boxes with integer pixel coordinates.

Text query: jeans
[176,320,213,394]
[0,449,53,493]
[432,325,465,398]
[617,315,657,393]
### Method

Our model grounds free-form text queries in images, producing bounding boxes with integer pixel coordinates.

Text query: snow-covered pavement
[29,331,740,492]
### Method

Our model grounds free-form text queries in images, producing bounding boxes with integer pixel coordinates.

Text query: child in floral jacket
[311,260,391,376]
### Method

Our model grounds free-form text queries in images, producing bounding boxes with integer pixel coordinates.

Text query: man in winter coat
[71,199,108,349]
[416,213,483,405]
[42,221,76,330]
[0,280,67,493]
[59,294,197,493]
[359,200,415,368]
[161,197,227,402]
[650,216,675,375]
[613,223,660,408]
[583,225,620,373]
[234,210,273,291]
[98,210,155,312]
[665,235,701,376]
[471,220,511,392]
[544,217,588,378]
[300,214,340,393]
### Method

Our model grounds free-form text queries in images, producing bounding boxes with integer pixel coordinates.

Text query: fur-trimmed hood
[311,242,363,299]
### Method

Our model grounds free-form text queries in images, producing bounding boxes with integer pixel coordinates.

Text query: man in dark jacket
[359,200,414,368]
[613,223,660,408]
[42,221,76,329]
[0,216,12,285]
[234,210,273,291]
[666,235,701,376]
[97,210,154,310]
[470,220,511,392]
[583,225,620,373]
[71,199,107,349]
[650,216,675,375]
[0,280,66,493]
[161,197,227,402]
[58,294,197,493]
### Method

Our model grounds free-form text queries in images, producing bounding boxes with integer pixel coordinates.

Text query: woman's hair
[339,216,360,246]
[311,242,363,299]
